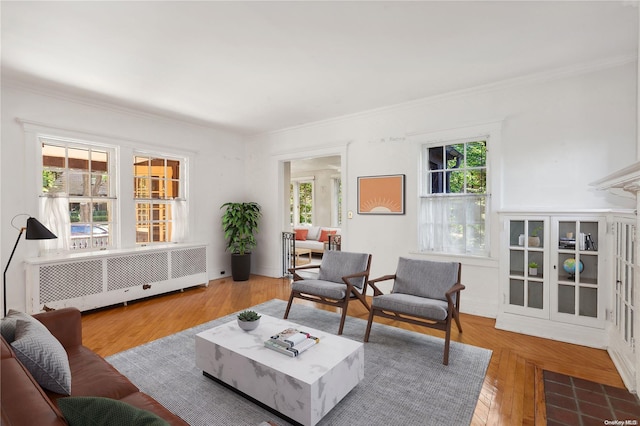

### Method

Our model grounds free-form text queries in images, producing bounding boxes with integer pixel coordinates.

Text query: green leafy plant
[528,262,538,268]
[220,202,262,255]
[530,225,543,237]
[237,310,261,322]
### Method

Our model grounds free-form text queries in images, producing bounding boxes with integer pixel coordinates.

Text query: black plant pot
[231,253,251,281]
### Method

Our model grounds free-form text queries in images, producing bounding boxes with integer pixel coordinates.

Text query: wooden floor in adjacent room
[80,275,625,425]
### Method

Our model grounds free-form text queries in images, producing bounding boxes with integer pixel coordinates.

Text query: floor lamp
[3,216,57,317]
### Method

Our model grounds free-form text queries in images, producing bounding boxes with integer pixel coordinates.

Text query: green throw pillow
[58,397,170,426]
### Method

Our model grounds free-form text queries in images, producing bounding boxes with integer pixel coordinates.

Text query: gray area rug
[106,299,491,426]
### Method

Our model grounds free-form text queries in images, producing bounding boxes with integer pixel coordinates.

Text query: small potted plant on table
[528,261,539,276]
[237,310,261,331]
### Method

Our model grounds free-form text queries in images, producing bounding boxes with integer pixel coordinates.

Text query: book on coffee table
[265,328,319,357]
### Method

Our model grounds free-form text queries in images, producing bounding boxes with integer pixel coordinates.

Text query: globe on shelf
[563,258,584,277]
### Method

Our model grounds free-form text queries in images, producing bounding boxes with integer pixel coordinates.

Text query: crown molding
[262,53,637,137]
[2,72,243,136]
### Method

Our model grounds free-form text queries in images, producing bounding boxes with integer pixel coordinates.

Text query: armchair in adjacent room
[364,257,464,365]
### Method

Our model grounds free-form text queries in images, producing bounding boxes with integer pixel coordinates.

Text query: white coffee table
[195,314,364,426]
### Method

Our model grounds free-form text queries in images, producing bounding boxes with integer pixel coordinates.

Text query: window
[290,179,314,226]
[332,177,342,226]
[41,139,115,250]
[133,155,183,244]
[420,139,488,256]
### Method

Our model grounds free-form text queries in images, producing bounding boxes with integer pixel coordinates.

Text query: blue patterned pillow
[11,318,71,395]
[58,397,169,426]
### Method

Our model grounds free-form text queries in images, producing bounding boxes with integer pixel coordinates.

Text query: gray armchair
[364,257,464,365]
[285,250,372,335]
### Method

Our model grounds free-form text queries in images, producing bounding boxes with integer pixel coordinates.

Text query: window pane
[466,141,486,167]
[91,150,108,173]
[151,158,166,178]
[151,178,164,199]
[69,201,91,223]
[446,144,464,169]
[42,144,66,168]
[136,222,150,243]
[430,171,444,193]
[43,170,66,194]
[167,159,180,179]
[92,202,110,222]
[91,174,109,196]
[169,180,179,199]
[134,177,150,198]
[428,147,445,170]
[466,169,486,194]
[299,182,313,224]
[68,148,90,171]
[68,172,89,196]
[448,171,464,193]
[134,156,150,176]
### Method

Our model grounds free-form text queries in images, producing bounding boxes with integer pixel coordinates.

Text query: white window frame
[133,151,187,245]
[291,177,314,226]
[415,121,502,258]
[331,175,342,227]
[39,136,118,251]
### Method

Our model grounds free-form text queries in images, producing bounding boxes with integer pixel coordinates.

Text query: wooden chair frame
[284,254,372,335]
[364,262,464,365]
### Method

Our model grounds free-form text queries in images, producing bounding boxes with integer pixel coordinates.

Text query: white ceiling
[1,1,637,135]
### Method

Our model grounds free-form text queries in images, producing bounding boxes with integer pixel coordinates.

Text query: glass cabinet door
[505,218,547,318]
[552,219,602,326]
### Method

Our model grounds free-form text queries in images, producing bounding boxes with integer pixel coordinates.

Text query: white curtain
[420,195,487,255]
[40,195,70,252]
[171,199,189,243]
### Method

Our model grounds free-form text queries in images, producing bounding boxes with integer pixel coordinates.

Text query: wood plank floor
[80,275,625,425]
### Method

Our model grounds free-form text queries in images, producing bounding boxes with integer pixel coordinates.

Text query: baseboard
[495,312,607,349]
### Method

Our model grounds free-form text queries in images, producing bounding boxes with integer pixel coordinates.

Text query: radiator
[25,244,208,314]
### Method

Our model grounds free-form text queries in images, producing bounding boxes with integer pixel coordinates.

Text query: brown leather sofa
[1,307,188,425]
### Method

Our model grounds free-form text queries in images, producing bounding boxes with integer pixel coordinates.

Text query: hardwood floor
[80,275,625,425]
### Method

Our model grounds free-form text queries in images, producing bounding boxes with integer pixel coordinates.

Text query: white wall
[246,62,637,318]
[1,82,246,312]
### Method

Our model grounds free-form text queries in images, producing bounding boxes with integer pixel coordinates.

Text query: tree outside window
[290,180,314,226]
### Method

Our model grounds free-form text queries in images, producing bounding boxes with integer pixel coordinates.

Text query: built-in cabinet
[497,213,607,348]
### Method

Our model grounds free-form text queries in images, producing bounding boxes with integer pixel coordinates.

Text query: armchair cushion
[393,257,459,302]
[318,251,369,289]
[291,280,347,300]
[372,294,449,321]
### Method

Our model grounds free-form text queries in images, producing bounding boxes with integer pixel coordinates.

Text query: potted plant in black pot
[220,202,262,281]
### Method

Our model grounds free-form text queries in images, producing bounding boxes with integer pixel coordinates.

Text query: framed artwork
[357,174,405,215]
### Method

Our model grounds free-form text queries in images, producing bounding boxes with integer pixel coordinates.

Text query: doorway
[288,155,342,229]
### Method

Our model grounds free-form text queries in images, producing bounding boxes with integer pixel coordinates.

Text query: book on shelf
[264,328,319,357]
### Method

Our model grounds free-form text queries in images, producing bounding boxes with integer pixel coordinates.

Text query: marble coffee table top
[195,313,362,383]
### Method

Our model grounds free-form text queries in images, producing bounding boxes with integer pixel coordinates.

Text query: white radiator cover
[25,244,208,314]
